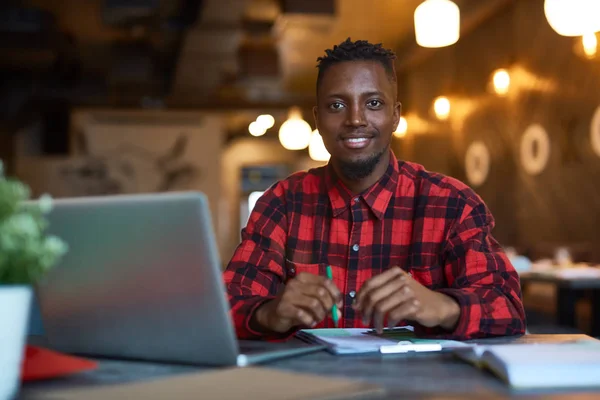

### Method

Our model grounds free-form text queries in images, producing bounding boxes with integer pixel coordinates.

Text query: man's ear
[393,102,402,130]
[312,105,319,130]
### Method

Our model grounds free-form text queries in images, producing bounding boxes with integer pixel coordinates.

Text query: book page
[487,342,600,365]
[298,327,468,354]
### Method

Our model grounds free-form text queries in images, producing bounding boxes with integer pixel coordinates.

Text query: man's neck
[334,151,390,195]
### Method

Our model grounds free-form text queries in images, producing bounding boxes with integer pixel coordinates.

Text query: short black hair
[316,38,397,91]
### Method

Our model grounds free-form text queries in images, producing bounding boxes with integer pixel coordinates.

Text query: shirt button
[352,244,359,252]
[289,268,295,274]
[349,290,356,298]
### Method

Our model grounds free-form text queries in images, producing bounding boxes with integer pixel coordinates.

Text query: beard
[337,148,386,181]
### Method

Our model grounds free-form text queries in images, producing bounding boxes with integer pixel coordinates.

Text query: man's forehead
[318,61,395,93]
[323,60,387,76]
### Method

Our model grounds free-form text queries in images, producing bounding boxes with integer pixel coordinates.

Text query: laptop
[32,192,324,367]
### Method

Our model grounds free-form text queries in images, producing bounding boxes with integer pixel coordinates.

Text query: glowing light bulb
[278,107,312,150]
[414,0,460,48]
[249,121,266,137]
[256,114,275,129]
[393,117,408,138]
[492,69,510,96]
[433,96,451,120]
[582,33,598,58]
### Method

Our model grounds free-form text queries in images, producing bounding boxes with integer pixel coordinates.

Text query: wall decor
[61,132,200,195]
[464,140,490,187]
[591,105,600,157]
[520,124,550,175]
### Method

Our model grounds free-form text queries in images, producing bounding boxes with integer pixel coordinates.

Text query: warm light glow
[582,33,598,58]
[492,69,511,96]
[544,0,600,37]
[433,96,451,120]
[256,114,275,129]
[308,130,331,162]
[509,65,558,95]
[278,107,312,150]
[393,117,408,138]
[414,0,460,48]
[249,121,266,137]
[402,113,432,135]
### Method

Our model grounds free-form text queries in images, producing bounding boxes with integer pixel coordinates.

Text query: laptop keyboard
[238,340,315,355]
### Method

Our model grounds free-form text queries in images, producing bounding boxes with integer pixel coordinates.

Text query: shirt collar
[325,150,400,220]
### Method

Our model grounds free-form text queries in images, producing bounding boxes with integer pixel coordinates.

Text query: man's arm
[223,184,289,340]
[428,201,526,340]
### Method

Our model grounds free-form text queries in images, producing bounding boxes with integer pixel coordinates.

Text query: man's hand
[353,267,460,334]
[253,272,343,334]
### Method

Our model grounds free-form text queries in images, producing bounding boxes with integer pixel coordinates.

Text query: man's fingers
[299,284,335,310]
[295,272,343,307]
[324,279,343,307]
[354,267,406,310]
[275,301,315,327]
[282,286,332,323]
[371,290,413,333]
[387,299,420,330]
[360,277,408,323]
[297,293,328,322]
[354,267,407,311]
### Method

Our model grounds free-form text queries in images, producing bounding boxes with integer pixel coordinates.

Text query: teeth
[347,138,368,143]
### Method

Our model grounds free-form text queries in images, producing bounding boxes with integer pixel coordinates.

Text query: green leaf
[0,171,67,285]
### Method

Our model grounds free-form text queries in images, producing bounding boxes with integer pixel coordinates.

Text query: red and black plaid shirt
[224,151,526,340]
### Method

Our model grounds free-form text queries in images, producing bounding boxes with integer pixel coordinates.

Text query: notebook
[453,341,600,389]
[32,366,385,400]
[296,327,468,355]
[21,346,97,381]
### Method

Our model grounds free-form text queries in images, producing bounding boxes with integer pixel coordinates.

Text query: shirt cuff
[415,288,482,340]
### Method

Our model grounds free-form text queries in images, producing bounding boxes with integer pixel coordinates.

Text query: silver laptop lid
[35,192,239,366]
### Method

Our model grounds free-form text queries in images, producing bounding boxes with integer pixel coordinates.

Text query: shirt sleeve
[222,183,289,340]
[420,200,527,340]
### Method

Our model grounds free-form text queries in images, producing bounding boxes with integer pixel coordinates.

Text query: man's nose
[345,106,367,127]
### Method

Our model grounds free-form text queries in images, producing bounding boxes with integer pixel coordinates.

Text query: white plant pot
[0,285,32,400]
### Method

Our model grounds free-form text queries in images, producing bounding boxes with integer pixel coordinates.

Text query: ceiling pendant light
[492,69,511,96]
[433,96,451,120]
[393,117,408,138]
[278,107,312,151]
[308,130,331,162]
[248,121,266,137]
[256,114,275,129]
[544,0,600,37]
[414,0,460,48]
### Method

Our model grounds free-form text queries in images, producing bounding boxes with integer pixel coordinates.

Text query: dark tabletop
[520,273,600,289]
[19,334,600,400]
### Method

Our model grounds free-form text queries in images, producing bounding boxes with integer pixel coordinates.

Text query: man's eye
[329,102,344,110]
[368,100,382,108]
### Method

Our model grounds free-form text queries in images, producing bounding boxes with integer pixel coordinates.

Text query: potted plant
[0,160,68,399]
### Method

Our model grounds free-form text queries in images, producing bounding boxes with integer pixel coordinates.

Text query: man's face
[313,60,400,179]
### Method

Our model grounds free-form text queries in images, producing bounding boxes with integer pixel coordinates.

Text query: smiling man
[224,38,526,340]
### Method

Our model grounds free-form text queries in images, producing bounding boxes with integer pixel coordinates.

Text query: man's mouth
[340,135,374,150]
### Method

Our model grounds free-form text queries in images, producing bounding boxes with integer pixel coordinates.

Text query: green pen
[325,265,339,328]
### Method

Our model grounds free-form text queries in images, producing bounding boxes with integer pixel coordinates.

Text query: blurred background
[1,0,599,335]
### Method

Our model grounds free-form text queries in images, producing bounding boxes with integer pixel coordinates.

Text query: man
[224,38,526,340]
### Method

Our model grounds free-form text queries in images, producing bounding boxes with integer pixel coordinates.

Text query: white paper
[298,327,468,355]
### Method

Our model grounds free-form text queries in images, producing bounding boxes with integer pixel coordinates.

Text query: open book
[296,327,468,355]
[453,341,600,389]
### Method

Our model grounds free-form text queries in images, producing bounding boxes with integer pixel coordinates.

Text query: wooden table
[19,334,600,400]
[520,272,600,337]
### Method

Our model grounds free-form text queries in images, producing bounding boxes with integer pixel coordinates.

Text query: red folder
[21,345,98,381]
